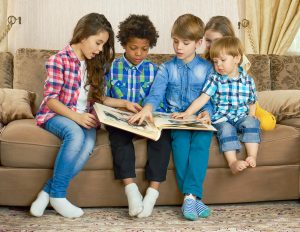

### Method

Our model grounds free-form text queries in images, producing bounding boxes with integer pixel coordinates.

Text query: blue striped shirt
[202,67,257,123]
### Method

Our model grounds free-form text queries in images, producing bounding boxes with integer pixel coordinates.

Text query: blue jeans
[171,130,213,199]
[43,115,96,198]
[213,116,261,152]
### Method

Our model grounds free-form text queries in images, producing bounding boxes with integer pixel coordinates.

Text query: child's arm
[172,93,211,119]
[47,98,98,129]
[248,75,258,118]
[102,96,142,113]
[44,55,98,129]
[249,103,256,117]
[129,63,169,125]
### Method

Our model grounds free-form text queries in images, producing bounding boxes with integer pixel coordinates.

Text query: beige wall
[7,0,239,54]
[0,0,8,51]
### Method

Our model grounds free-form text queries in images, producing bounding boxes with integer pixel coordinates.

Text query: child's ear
[196,39,202,48]
[234,54,242,64]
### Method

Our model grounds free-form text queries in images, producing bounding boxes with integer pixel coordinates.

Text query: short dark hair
[117,14,159,48]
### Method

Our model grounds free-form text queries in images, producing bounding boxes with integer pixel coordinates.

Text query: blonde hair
[171,14,204,41]
[210,36,244,65]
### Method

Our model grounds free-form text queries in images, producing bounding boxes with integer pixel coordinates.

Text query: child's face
[204,29,223,51]
[79,31,109,60]
[123,37,150,65]
[212,52,241,77]
[172,36,201,64]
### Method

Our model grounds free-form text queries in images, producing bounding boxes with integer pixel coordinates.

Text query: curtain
[242,0,300,55]
[0,0,8,51]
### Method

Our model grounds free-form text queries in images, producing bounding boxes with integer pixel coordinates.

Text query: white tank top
[76,61,90,113]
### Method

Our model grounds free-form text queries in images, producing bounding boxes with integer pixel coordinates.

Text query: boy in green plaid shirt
[103,15,171,218]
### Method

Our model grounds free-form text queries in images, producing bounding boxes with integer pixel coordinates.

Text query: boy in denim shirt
[103,14,171,218]
[130,14,213,221]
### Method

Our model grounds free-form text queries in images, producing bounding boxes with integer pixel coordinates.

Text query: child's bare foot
[246,156,257,167]
[229,160,249,174]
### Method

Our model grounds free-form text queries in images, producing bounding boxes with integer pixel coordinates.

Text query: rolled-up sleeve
[248,77,257,104]
[143,64,169,111]
[43,56,64,103]
[201,72,216,117]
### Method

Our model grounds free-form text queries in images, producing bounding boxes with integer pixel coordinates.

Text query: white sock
[125,183,143,216]
[30,190,50,217]
[137,187,159,218]
[50,197,84,218]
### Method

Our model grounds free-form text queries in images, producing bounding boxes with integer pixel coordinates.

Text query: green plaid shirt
[105,55,166,111]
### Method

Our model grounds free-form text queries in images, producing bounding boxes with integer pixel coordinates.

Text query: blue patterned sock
[181,196,198,221]
[196,198,211,218]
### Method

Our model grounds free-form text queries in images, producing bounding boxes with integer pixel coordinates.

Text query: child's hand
[76,113,98,129]
[125,101,142,113]
[128,105,153,125]
[196,111,211,125]
[171,111,190,119]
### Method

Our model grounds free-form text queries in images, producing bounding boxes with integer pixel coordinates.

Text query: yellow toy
[255,102,276,131]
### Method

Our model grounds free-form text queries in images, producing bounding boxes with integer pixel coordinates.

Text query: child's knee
[216,122,237,138]
[241,116,260,129]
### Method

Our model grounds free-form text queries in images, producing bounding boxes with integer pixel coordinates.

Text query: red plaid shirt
[36,45,95,126]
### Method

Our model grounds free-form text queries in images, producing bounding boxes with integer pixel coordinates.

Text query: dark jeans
[106,126,171,182]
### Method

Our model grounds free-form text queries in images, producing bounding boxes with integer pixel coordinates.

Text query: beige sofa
[0,49,299,207]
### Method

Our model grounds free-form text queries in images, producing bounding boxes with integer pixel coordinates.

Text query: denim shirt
[144,55,213,116]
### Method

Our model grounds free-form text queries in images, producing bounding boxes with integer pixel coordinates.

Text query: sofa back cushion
[12,50,274,115]
[0,52,14,89]
[269,55,300,90]
[147,54,272,92]
[247,54,271,91]
[13,49,57,114]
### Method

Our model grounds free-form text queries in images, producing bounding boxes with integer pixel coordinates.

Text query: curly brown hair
[117,14,159,48]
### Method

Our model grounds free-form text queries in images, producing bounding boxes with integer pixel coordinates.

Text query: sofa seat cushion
[0,119,154,170]
[1,119,300,170]
[279,118,300,129]
[207,124,300,168]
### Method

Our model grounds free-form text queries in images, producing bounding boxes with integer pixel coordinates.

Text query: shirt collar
[65,45,81,64]
[121,54,144,73]
[218,66,247,84]
[175,54,199,69]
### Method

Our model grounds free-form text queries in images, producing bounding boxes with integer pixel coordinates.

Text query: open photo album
[94,103,217,141]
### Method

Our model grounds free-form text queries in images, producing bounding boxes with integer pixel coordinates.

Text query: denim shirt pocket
[166,83,181,105]
[190,84,203,101]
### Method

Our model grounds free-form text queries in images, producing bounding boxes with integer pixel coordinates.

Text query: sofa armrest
[0,52,13,89]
